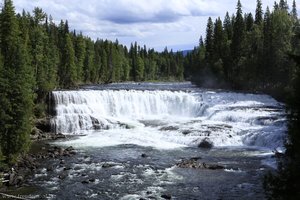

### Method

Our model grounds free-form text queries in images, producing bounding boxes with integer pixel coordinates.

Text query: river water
[29,82,286,199]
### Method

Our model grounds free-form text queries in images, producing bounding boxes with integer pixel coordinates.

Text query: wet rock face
[35,118,51,133]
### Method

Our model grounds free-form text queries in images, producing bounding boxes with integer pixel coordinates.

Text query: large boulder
[198,138,213,149]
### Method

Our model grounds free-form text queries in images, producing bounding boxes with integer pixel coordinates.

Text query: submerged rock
[81,180,89,184]
[141,153,148,158]
[102,163,116,168]
[182,130,192,135]
[159,126,179,131]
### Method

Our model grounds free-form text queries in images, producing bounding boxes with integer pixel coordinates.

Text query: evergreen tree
[255,0,263,25]
[205,17,214,64]
[274,2,279,11]
[83,39,95,83]
[245,13,254,31]
[136,56,144,81]
[230,0,245,86]
[223,12,233,40]
[60,33,77,87]
[231,0,244,59]
[270,5,294,88]
[213,18,224,63]
[0,0,33,162]
[74,33,86,82]
[292,0,298,20]
[262,6,272,87]
[279,0,289,11]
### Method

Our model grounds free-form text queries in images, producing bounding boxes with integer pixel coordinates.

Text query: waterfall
[50,87,286,150]
[51,90,204,134]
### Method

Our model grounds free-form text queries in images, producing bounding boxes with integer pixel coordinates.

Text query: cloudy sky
[13,0,297,51]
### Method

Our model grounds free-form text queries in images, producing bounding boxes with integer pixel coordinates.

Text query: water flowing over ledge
[50,83,287,150]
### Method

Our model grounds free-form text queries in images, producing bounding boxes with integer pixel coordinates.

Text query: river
[29,82,286,199]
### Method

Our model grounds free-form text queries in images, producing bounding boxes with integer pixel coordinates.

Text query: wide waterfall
[51,90,204,133]
[50,84,286,150]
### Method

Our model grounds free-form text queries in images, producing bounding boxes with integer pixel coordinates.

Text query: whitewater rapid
[50,85,286,150]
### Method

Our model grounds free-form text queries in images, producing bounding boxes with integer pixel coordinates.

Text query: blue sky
[13,0,297,51]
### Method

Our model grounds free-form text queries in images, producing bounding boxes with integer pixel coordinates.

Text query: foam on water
[51,86,286,150]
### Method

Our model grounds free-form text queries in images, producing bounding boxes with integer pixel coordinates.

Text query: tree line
[185,0,299,99]
[0,0,184,164]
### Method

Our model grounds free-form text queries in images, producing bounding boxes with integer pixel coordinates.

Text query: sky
[12,0,297,51]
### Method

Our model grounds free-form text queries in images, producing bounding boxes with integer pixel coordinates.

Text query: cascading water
[50,84,286,150]
[51,90,204,134]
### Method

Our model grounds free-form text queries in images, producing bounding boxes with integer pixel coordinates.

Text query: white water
[51,88,286,150]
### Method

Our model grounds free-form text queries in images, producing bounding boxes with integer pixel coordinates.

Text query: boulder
[176,159,224,170]
[182,130,192,135]
[141,153,148,158]
[81,180,89,184]
[161,194,172,199]
[35,118,51,133]
[198,138,213,149]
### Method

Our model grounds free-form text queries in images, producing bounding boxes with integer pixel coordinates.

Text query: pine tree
[292,0,298,20]
[205,17,214,64]
[255,0,263,25]
[230,0,245,86]
[136,56,144,81]
[100,47,109,82]
[274,2,279,11]
[262,6,272,86]
[74,33,86,82]
[279,0,289,11]
[245,13,254,31]
[60,33,77,87]
[231,0,245,60]
[270,4,294,88]
[223,12,233,40]
[213,17,224,60]
[0,0,33,162]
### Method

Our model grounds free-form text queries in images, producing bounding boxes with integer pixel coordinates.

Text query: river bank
[0,130,77,198]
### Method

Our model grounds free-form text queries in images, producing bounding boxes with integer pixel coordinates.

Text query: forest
[0,0,299,198]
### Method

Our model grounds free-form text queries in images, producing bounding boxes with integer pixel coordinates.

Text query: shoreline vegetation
[0,0,299,199]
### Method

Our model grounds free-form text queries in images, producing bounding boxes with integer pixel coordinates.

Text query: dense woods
[185,0,299,99]
[0,0,300,198]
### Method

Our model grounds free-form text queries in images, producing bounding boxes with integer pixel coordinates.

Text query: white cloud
[12,0,297,51]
